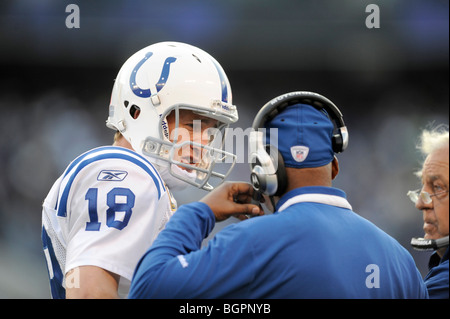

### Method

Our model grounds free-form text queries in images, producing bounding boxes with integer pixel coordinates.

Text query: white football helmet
[106,42,238,191]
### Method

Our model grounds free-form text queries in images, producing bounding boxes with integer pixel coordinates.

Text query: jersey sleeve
[60,150,173,283]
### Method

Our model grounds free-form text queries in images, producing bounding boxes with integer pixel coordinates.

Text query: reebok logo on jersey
[97,170,128,181]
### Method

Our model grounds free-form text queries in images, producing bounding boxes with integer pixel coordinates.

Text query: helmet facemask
[142,104,237,191]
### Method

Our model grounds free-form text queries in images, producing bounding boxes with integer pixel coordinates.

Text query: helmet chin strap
[140,137,215,191]
[158,163,198,191]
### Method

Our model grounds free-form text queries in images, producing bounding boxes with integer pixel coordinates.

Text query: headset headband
[252,91,348,153]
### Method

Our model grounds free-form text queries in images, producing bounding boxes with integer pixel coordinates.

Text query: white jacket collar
[278,192,352,212]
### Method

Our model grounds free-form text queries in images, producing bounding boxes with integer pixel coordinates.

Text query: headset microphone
[410,236,449,251]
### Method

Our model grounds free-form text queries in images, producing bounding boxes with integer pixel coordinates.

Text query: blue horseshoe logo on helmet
[130,52,177,98]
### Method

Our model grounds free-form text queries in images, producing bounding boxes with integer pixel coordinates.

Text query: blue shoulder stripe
[64,147,164,187]
[57,148,164,217]
[62,147,118,178]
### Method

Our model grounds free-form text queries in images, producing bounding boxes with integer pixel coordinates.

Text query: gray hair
[415,124,449,177]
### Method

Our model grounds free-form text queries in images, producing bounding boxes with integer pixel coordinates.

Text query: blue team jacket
[129,186,428,298]
[425,247,449,299]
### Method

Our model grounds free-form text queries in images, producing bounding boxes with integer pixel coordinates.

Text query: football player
[41,42,238,298]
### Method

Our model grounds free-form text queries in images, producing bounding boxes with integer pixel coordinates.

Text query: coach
[407,125,449,299]
[129,92,428,299]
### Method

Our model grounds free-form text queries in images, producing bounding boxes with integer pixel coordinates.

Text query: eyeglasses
[407,189,449,205]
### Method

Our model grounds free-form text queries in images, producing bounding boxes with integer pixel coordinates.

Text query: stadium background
[0,0,448,298]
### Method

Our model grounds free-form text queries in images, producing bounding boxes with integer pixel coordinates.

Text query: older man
[408,125,449,299]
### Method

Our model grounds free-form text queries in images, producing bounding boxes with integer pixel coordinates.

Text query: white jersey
[41,146,177,298]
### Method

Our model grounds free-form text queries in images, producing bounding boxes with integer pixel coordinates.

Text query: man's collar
[276,186,352,212]
[429,246,449,270]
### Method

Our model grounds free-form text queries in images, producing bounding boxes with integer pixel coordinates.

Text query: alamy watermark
[66,4,380,30]
[160,123,280,167]
[65,267,80,289]
[65,4,80,29]
[365,264,380,289]
[365,4,380,29]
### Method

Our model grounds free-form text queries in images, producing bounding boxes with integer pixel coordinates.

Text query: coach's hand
[200,182,264,222]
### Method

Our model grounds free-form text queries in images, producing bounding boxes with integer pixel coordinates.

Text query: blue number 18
[85,187,135,231]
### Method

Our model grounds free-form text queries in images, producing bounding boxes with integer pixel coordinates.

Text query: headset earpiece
[332,126,348,154]
[332,132,343,153]
[250,145,286,197]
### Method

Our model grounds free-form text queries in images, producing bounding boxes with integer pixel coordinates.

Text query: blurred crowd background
[0,0,448,298]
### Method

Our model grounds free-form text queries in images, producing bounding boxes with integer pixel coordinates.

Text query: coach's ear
[331,156,339,180]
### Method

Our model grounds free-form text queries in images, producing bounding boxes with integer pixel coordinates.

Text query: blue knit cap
[264,103,335,168]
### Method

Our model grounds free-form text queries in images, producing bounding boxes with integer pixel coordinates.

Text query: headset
[249,91,349,198]
[411,236,449,251]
